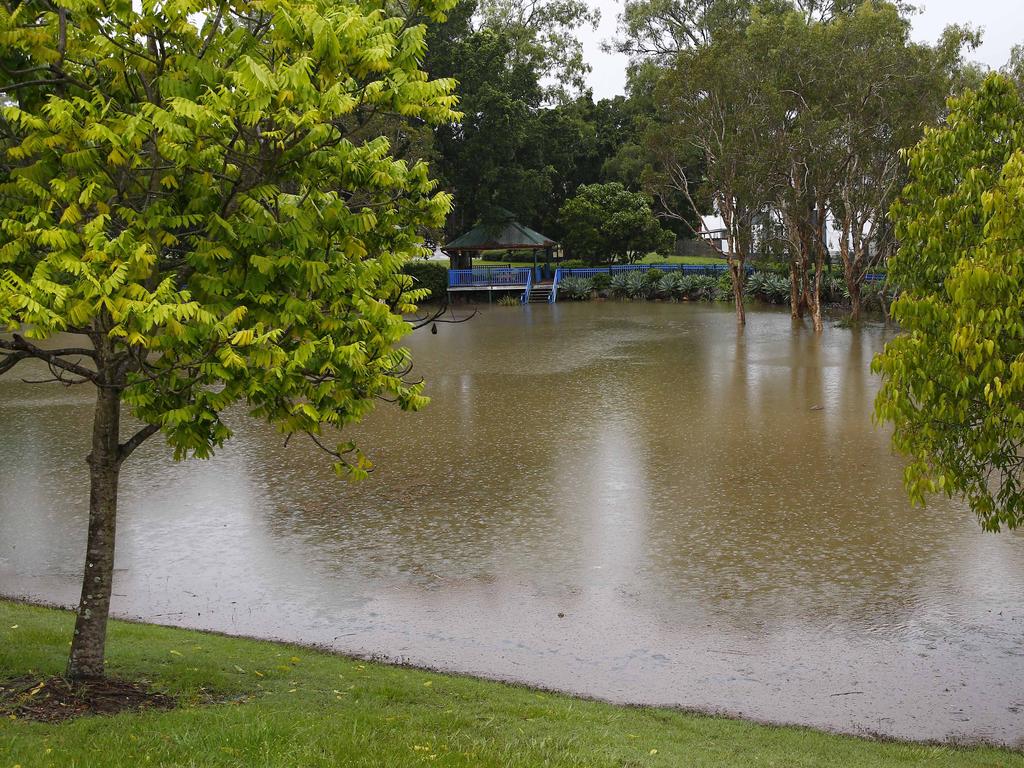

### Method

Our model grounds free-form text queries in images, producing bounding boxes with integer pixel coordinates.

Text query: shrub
[644,268,664,285]
[820,272,846,304]
[746,271,790,304]
[610,272,632,298]
[558,276,593,300]
[590,272,612,292]
[403,261,448,301]
[682,274,720,301]
[623,271,650,299]
[860,279,892,313]
[559,259,588,269]
[497,293,520,306]
[656,272,686,300]
[716,272,734,300]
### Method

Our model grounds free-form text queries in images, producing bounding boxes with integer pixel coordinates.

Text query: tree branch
[119,423,160,462]
[0,335,98,382]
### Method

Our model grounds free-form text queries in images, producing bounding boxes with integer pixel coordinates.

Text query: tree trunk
[729,258,746,326]
[789,259,801,319]
[798,256,812,318]
[838,216,863,324]
[67,384,122,681]
[809,266,824,332]
[848,279,862,322]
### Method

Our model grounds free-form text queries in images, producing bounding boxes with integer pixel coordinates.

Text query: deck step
[527,287,552,303]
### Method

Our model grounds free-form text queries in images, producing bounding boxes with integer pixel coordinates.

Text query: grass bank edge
[1,600,1020,768]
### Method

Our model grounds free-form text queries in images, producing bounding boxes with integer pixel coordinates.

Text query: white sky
[578,0,1022,100]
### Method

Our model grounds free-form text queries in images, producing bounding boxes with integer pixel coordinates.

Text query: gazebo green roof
[443,208,556,252]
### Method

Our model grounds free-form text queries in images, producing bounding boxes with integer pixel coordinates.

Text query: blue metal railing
[550,268,562,303]
[557,264,744,280]
[448,267,532,289]
[520,269,533,304]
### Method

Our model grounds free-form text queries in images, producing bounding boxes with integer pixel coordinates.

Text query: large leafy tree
[474,0,598,101]
[424,0,609,239]
[0,0,457,679]
[559,182,672,263]
[425,3,544,235]
[873,75,1024,531]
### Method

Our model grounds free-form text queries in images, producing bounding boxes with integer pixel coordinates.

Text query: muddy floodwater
[2,302,1023,744]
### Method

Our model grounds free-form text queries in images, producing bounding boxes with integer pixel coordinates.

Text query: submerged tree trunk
[808,210,826,333]
[728,256,746,326]
[839,217,864,323]
[788,259,801,319]
[67,383,122,681]
[808,265,824,332]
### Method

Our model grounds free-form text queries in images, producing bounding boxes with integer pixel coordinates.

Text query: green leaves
[0,0,458,475]
[874,74,1024,531]
[559,182,671,264]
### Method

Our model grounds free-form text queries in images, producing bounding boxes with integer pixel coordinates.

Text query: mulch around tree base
[0,675,177,723]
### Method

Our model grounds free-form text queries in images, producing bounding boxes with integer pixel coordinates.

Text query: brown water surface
[2,302,1023,744]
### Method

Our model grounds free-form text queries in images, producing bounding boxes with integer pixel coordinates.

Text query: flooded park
[2,302,1023,745]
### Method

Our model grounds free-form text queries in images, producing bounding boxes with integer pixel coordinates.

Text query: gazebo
[442,208,558,279]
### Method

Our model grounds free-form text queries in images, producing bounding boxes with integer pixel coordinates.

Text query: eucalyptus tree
[475,0,599,101]
[747,2,973,330]
[648,19,776,325]
[740,8,817,324]
[1002,43,1024,91]
[0,0,457,680]
[611,0,863,63]
[613,0,753,60]
[826,6,972,320]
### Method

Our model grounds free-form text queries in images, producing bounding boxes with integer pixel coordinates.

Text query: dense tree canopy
[423,0,669,245]
[0,0,458,679]
[873,75,1024,531]
[641,0,973,327]
[559,182,673,263]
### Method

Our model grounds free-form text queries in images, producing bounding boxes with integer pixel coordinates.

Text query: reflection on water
[2,302,1023,744]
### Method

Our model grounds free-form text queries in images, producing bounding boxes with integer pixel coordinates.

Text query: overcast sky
[577,0,1022,100]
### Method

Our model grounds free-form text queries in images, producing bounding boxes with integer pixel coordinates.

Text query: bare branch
[0,335,98,382]
[0,350,30,376]
[409,302,477,330]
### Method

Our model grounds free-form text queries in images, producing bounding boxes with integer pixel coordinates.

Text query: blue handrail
[550,268,562,303]
[520,269,533,304]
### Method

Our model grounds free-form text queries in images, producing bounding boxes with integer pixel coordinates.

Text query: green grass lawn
[1,601,1020,767]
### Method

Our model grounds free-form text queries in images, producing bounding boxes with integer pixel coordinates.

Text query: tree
[426,13,545,235]
[559,182,672,263]
[873,74,1024,531]
[1003,43,1024,91]
[0,0,457,680]
[425,2,615,240]
[612,0,754,61]
[475,0,599,102]
[648,20,775,325]
[826,8,977,321]
[643,1,975,330]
